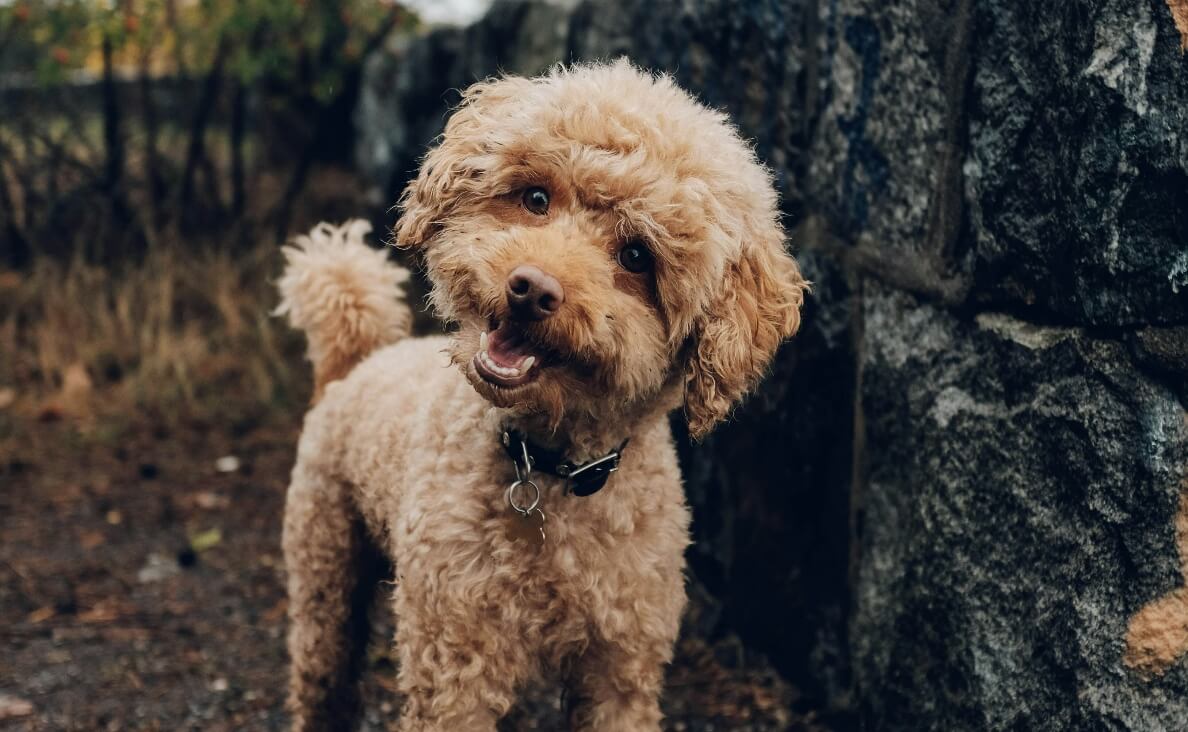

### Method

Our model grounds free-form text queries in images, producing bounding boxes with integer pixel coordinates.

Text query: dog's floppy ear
[394,138,461,249]
[395,76,531,249]
[683,228,807,440]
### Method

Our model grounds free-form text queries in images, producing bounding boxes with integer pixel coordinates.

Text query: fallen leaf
[77,604,122,624]
[79,530,106,549]
[190,527,223,552]
[76,600,136,624]
[0,387,15,410]
[262,598,288,623]
[26,606,55,624]
[0,694,34,720]
[105,510,123,526]
[0,271,23,289]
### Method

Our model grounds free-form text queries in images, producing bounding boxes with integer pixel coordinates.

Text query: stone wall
[357,1,1188,728]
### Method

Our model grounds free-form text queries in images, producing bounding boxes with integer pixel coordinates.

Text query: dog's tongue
[475,322,540,386]
[487,322,530,367]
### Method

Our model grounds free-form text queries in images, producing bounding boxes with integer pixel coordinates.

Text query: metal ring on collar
[507,479,541,514]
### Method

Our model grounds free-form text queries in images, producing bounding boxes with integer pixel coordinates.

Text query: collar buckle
[501,429,627,498]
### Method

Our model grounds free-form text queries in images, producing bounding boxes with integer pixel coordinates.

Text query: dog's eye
[617,241,653,274]
[522,187,550,215]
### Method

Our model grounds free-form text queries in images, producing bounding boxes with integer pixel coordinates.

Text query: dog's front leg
[566,637,671,732]
[391,580,534,731]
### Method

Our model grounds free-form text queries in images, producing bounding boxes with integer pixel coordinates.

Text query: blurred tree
[0,0,415,265]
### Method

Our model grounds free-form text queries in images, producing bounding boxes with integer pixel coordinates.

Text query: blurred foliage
[0,0,417,268]
[1,0,412,98]
[0,1,416,416]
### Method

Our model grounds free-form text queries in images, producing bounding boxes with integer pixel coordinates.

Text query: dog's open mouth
[473,320,543,388]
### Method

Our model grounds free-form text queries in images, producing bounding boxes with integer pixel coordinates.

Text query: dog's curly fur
[278,60,807,731]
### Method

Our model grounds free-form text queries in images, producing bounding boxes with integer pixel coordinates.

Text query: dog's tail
[275,219,412,402]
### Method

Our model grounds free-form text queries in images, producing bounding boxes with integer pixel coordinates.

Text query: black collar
[501,429,629,497]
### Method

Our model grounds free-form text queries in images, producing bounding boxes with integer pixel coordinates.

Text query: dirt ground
[0,405,827,731]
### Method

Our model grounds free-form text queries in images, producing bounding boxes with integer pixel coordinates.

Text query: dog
[276,59,807,731]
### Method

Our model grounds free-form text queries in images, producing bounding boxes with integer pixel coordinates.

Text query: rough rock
[857,283,1188,730]
[965,0,1188,325]
[809,0,973,301]
[811,0,1188,325]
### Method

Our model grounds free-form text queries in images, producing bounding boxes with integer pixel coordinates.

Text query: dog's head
[396,60,806,438]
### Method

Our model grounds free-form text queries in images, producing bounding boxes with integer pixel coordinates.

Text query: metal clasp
[564,449,621,481]
[506,433,540,515]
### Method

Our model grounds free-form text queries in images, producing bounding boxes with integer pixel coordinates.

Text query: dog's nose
[506,265,564,320]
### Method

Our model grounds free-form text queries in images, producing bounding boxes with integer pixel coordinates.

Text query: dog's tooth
[476,345,531,382]
[479,331,488,352]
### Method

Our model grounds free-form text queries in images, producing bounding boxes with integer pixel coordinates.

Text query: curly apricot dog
[276,60,806,731]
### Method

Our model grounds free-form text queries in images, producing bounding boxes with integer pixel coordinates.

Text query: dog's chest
[379,422,685,657]
[488,487,621,593]
[491,499,630,653]
[400,476,635,639]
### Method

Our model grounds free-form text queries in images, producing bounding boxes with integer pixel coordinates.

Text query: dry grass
[0,233,309,427]
[0,161,399,435]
